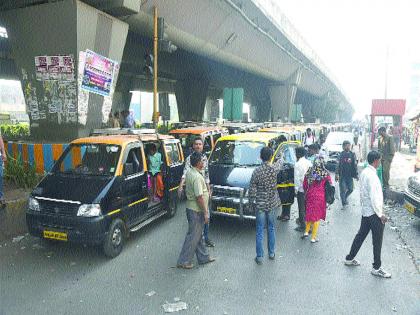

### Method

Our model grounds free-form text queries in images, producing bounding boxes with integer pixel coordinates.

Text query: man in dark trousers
[344,151,391,278]
[177,152,215,269]
[335,140,358,208]
[377,126,395,192]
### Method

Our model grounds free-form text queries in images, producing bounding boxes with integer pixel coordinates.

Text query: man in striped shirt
[248,147,283,264]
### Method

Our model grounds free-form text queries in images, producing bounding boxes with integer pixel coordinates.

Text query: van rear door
[162,139,184,192]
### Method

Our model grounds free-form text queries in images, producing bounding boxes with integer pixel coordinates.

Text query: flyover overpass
[0,0,351,141]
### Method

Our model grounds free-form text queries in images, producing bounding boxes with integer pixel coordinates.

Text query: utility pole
[153,6,159,128]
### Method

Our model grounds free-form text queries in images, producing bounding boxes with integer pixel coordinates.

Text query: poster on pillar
[81,50,116,97]
[223,88,243,121]
[34,55,75,81]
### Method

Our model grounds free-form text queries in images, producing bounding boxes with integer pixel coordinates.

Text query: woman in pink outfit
[302,158,332,243]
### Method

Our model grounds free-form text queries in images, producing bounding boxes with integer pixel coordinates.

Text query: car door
[162,139,184,193]
[122,143,148,226]
[274,141,299,206]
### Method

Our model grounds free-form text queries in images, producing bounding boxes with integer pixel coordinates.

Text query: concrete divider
[3,141,80,174]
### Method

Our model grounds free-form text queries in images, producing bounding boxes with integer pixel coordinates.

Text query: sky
[275,0,420,119]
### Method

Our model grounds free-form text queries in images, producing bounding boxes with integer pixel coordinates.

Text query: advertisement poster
[81,50,116,97]
[34,55,74,81]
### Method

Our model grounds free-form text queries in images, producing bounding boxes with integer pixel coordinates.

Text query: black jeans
[297,192,306,227]
[346,214,385,269]
[281,204,291,217]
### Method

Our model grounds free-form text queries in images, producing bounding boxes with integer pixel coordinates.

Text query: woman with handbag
[302,158,332,243]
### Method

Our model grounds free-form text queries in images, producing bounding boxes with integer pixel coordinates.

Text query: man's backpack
[325,180,335,205]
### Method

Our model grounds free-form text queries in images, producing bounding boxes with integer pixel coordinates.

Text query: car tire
[166,191,178,218]
[103,218,125,258]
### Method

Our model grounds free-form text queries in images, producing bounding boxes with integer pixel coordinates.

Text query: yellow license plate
[217,206,236,214]
[43,230,68,241]
[404,202,415,214]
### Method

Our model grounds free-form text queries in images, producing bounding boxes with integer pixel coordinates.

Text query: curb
[0,198,28,242]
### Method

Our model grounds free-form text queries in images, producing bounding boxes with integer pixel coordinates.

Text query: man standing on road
[249,147,283,264]
[344,150,391,278]
[294,146,312,232]
[336,140,358,208]
[377,126,395,192]
[178,137,214,247]
[177,152,216,269]
[0,130,6,209]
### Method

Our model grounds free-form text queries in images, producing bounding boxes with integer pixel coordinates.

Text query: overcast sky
[276,0,420,118]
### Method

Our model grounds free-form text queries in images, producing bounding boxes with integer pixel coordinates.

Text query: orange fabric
[156,173,164,198]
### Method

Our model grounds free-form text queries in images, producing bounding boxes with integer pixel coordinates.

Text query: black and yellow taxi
[208,132,299,219]
[169,126,228,157]
[26,129,184,257]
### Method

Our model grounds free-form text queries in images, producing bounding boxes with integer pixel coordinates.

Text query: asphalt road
[1,183,419,315]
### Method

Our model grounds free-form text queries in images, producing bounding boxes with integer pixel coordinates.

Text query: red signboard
[371,99,406,116]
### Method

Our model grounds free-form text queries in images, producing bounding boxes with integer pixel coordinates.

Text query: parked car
[169,126,228,157]
[404,172,420,217]
[208,132,298,220]
[27,130,184,258]
[324,131,355,172]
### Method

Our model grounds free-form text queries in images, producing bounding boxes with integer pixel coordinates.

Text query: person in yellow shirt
[177,152,215,269]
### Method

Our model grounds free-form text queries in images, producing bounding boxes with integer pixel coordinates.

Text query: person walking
[294,147,312,232]
[249,147,283,264]
[177,152,216,269]
[0,131,6,209]
[336,140,358,208]
[344,150,391,278]
[302,158,332,243]
[303,128,316,147]
[178,137,214,247]
[377,126,395,191]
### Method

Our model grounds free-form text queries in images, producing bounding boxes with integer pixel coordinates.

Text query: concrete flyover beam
[175,78,209,122]
[269,67,303,122]
[0,0,128,141]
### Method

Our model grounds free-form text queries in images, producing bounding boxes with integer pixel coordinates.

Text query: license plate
[217,206,236,214]
[404,201,415,214]
[43,230,68,241]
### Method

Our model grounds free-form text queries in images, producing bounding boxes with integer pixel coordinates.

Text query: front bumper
[404,189,420,218]
[210,185,255,220]
[26,211,112,245]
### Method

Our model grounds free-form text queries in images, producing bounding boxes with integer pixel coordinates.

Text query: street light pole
[153,6,159,128]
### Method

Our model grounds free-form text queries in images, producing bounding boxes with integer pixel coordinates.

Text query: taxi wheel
[166,192,178,218]
[103,219,125,258]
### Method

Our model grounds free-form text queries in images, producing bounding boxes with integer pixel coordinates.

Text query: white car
[324,132,355,172]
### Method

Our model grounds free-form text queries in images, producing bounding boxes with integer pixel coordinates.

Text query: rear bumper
[404,190,420,218]
[26,211,112,245]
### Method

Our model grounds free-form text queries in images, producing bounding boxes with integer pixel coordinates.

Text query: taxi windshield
[53,143,121,176]
[209,140,265,166]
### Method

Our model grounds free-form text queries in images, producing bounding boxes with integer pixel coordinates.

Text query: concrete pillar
[0,0,128,141]
[269,68,303,122]
[175,78,209,121]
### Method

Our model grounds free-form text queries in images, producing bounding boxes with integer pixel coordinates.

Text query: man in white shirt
[344,150,391,278]
[294,147,312,231]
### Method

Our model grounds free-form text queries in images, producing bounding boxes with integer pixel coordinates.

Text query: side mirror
[124,163,134,176]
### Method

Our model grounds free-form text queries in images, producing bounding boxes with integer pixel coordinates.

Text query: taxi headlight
[77,204,102,217]
[28,197,40,212]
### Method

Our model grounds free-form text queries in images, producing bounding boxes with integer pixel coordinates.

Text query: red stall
[370,99,406,148]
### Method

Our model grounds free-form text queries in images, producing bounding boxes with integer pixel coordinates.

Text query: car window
[53,144,121,176]
[165,142,182,165]
[276,143,297,165]
[125,147,143,174]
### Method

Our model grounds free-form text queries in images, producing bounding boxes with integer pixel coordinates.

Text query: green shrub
[4,153,39,189]
[1,123,30,140]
